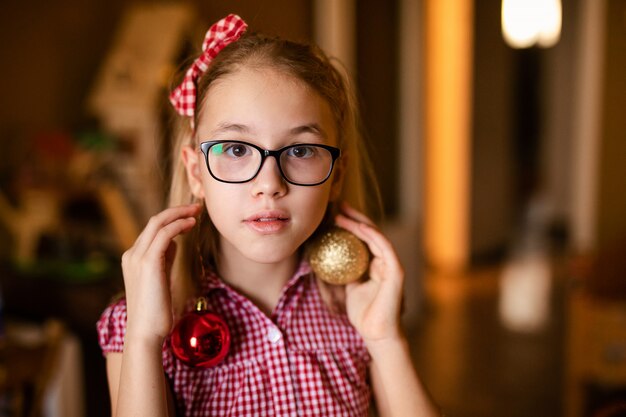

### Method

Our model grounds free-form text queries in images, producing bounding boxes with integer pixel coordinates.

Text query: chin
[240,240,302,265]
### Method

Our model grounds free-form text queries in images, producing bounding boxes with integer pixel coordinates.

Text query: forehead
[195,67,337,145]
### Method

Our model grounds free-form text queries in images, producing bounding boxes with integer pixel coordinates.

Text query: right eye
[213,142,251,158]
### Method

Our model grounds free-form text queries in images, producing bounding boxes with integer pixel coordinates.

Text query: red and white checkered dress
[97,262,372,416]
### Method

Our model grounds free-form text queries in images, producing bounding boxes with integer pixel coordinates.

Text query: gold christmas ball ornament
[308,227,370,285]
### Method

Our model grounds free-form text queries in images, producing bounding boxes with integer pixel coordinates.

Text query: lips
[244,211,290,233]
[245,211,290,222]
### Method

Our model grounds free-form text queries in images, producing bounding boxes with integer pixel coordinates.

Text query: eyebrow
[210,122,329,140]
[210,123,250,136]
[289,123,328,140]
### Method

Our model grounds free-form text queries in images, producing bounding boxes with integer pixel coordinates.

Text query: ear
[329,154,346,202]
[181,145,205,199]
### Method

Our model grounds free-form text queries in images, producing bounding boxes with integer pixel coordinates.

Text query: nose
[250,155,287,197]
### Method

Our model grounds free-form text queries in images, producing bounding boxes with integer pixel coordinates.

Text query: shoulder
[96,297,127,355]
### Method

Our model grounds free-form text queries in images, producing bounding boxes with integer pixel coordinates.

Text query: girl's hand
[121,204,201,344]
[335,203,405,345]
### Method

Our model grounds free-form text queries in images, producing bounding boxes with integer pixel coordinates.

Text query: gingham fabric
[97,262,372,416]
[169,14,248,118]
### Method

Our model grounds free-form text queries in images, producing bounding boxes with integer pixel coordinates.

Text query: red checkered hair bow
[169,14,248,120]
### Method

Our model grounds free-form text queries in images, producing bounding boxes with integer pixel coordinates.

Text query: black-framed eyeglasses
[199,140,341,186]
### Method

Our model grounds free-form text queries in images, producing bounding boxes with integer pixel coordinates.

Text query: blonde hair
[167,32,381,315]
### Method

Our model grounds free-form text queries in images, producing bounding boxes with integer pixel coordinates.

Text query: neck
[216,250,300,316]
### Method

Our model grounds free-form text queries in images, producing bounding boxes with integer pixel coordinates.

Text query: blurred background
[0,0,624,416]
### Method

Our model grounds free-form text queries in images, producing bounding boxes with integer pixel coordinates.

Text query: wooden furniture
[565,292,626,417]
[0,320,64,417]
[1,266,122,417]
[88,3,194,224]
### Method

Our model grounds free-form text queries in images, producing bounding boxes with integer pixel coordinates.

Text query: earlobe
[181,145,205,199]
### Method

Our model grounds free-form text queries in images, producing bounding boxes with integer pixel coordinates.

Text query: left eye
[287,145,316,158]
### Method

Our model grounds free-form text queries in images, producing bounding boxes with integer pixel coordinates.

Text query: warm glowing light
[424,0,472,270]
[502,0,562,48]
[499,253,552,332]
[189,336,197,348]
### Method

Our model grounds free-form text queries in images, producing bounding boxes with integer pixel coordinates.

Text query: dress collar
[201,259,312,295]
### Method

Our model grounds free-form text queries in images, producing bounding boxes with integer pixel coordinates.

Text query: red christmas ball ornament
[170,297,230,368]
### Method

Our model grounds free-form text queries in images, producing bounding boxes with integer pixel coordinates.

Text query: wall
[0,0,127,135]
[470,0,582,262]
[470,0,516,262]
[356,0,400,218]
[597,0,626,248]
[0,0,312,141]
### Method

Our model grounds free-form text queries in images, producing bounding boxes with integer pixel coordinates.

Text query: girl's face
[183,67,340,266]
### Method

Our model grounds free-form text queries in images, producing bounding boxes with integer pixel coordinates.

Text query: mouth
[244,211,290,233]
[251,216,289,222]
[245,211,290,222]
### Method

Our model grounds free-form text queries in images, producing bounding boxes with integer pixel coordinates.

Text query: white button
[266,327,282,343]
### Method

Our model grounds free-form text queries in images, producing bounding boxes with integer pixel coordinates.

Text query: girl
[98,14,439,417]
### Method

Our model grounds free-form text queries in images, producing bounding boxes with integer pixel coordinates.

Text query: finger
[134,204,201,250]
[132,204,202,255]
[335,214,383,257]
[144,217,197,263]
[335,214,401,274]
[334,213,384,255]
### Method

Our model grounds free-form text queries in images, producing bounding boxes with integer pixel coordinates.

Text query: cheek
[198,171,227,210]
[299,187,333,222]
[203,182,238,214]
[202,186,242,241]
